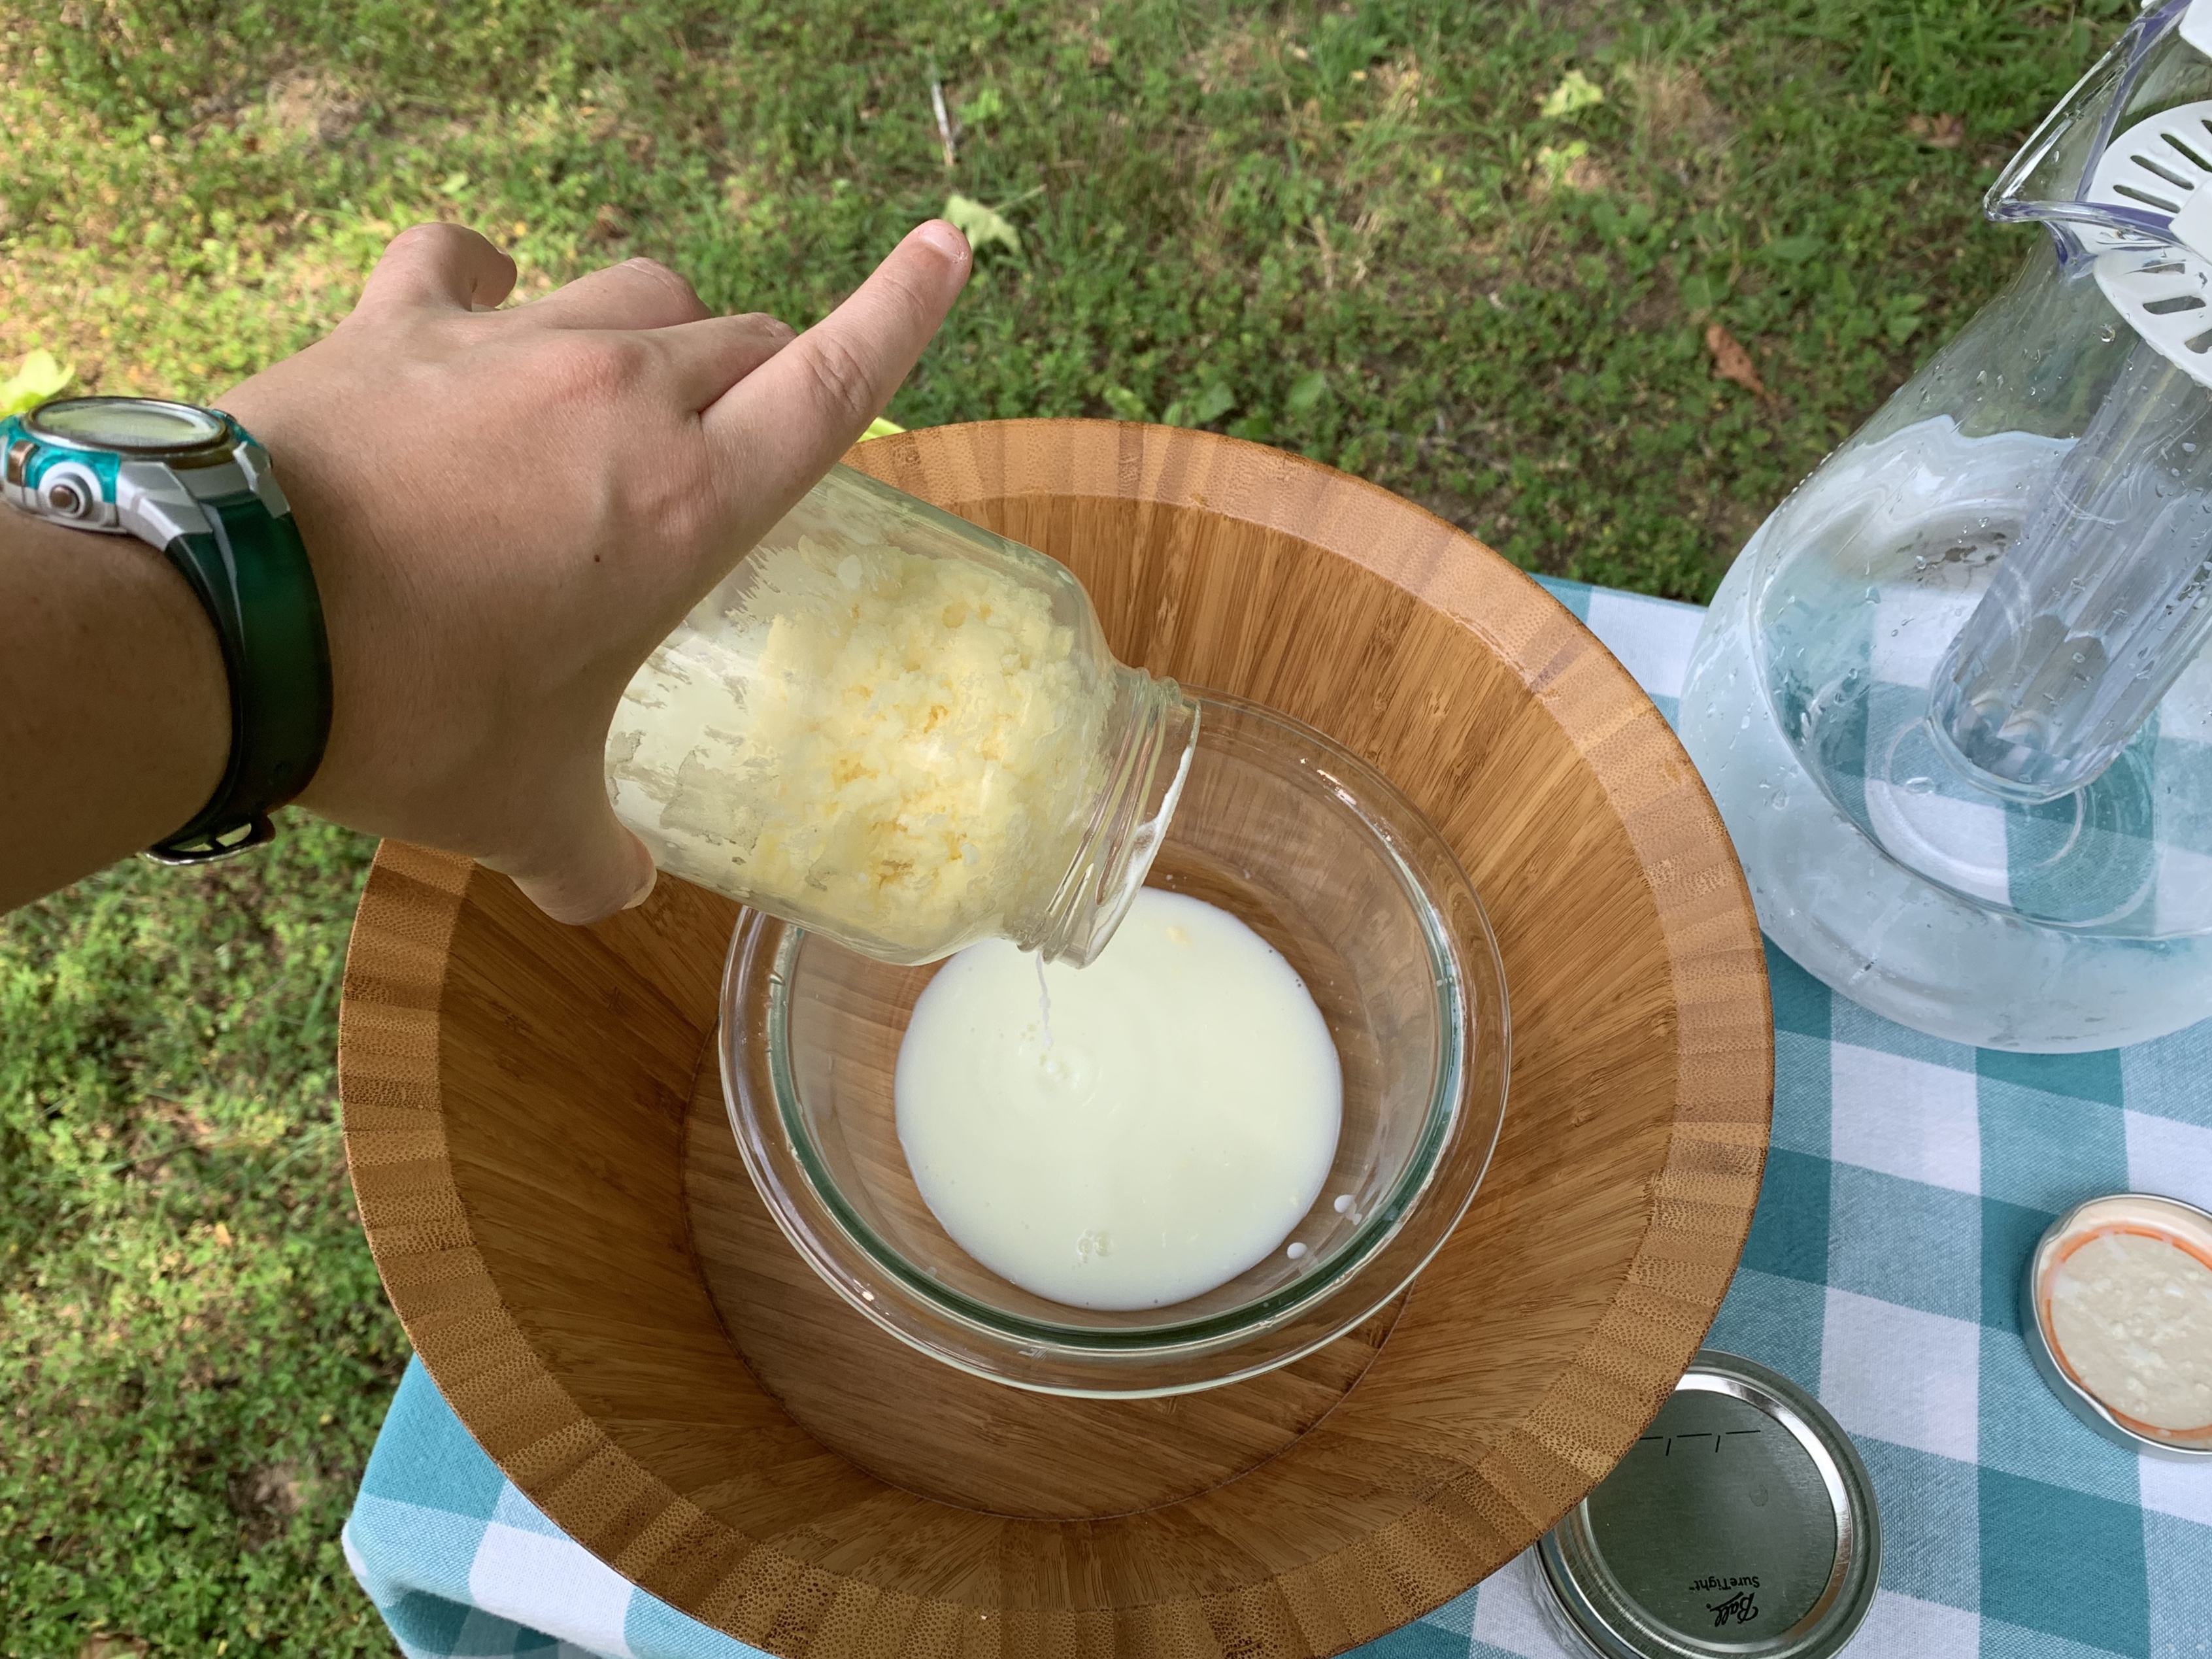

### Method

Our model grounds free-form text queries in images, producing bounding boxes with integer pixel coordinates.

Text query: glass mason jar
[607,463,1199,967]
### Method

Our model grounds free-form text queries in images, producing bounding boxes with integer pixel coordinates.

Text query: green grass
[0,818,395,1656]
[0,1,2138,1652]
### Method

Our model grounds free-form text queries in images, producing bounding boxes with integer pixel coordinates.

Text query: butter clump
[609,537,1106,960]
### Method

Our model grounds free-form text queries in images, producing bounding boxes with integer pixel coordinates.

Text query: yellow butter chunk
[2049,1229,2212,1433]
[609,537,1108,958]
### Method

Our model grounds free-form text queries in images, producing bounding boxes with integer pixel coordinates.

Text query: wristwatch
[2,396,331,862]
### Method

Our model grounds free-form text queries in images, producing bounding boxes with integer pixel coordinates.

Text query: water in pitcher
[1683,419,2212,1051]
[1681,2,2212,1050]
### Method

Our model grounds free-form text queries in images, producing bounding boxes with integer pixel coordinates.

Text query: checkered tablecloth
[344,577,2212,1659]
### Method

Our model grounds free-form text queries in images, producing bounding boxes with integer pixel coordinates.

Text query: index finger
[705,221,970,514]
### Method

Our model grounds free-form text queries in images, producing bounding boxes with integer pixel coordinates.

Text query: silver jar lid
[1537,1350,1880,1659]
[2020,1192,2212,1462]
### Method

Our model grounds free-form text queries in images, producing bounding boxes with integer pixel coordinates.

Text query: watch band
[4,397,333,865]
[144,486,333,863]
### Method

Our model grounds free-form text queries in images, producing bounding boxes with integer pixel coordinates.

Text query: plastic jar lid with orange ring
[2022,1192,2212,1462]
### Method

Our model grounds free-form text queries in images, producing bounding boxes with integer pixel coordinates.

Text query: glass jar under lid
[607,463,1198,966]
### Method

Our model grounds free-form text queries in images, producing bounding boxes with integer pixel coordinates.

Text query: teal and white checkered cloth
[344,578,2212,1659]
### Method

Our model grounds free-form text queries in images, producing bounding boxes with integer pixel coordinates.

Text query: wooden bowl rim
[339,418,1771,1651]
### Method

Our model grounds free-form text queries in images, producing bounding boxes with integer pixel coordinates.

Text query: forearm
[1,220,965,924]
[0,512,228,911]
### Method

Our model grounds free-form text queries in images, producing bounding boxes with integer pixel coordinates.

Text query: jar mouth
[1030,671,1200,967]
[720,690,1510,1396]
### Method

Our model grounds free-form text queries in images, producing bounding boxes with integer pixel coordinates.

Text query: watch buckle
[140,814,278,866]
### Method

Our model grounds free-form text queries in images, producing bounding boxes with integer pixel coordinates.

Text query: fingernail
[916,219,971,263]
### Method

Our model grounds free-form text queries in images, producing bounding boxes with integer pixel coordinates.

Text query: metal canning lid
[1537,1350,1880,1659]
[2020,1192,2212,1462]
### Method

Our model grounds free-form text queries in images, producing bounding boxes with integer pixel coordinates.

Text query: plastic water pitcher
[1681,0,2212,1050]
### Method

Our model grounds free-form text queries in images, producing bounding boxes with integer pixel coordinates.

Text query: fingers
[352,224,518,319]
[654,312,797,409]
[492,758,659,925]
[706,220,969,496]
[521,257,713,332]
[518,259,794,409]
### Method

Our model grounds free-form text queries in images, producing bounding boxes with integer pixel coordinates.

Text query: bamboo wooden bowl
[338,420,1772,1656]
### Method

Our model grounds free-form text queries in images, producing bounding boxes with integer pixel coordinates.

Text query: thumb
[492,758,658,924]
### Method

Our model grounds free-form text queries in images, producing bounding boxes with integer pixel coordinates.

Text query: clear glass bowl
[720,690,1509,1396]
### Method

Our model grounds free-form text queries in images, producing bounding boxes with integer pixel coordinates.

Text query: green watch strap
[146,488,333,863]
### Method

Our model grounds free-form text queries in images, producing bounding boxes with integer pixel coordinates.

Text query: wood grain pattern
[337,420,1773,1656]
[681,1044,1407,1530]
[682,1033,1410,1520]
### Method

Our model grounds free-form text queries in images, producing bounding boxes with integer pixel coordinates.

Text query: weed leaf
[957,87,1006,127]
[1540,69,1605,119]
[1,350,73,417]
[1535,140,1594,191]
[1167,381,1235,427]
[945,193,1021,256]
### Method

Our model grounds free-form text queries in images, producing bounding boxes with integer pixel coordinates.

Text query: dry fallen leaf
[1905,113,1965,150]
[1705,324,1769,401]
[212,1221,233,1247]
[80,1637,150,1659]
[241,1462,306,1517]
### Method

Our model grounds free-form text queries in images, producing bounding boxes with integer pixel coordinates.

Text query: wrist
[3,396,333,865]
[0,510,229,907]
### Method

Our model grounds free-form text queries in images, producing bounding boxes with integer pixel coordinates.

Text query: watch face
[27,397,229,456]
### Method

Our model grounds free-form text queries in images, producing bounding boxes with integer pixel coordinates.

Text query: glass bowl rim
[720,687,1509,1391]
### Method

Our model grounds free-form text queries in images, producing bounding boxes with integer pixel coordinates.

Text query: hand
[218,219,972,922]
